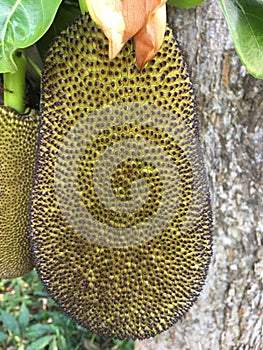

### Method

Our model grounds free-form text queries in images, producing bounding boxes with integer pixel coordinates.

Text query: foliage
[167,0,204,8]
[0,270,134,350]
[219,0,263,79]
[0,0,63,73]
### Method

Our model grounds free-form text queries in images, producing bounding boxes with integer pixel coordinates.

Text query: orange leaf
[86,0,167,68]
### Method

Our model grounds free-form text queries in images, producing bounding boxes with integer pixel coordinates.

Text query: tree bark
[135,1,263,349]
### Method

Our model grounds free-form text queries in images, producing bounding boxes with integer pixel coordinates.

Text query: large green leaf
[167,0,205,8]
[219,0,263,79]
[0,0,63,73]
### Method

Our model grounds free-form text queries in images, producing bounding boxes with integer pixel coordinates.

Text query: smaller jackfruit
[0,106,39,278]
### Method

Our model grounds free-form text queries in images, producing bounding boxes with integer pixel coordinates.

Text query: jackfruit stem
[3,50,26,114]
[78,0,89,14]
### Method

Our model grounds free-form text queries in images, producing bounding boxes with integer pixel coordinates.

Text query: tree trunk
[135,1,263,349]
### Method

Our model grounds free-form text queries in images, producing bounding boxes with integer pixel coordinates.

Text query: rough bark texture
[135,1,263,349]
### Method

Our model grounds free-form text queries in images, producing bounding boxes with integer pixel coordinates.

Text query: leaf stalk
[3,51,26,114]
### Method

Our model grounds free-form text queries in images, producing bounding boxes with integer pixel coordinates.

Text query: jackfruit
[31,14,212,339]
[0,106,39,278]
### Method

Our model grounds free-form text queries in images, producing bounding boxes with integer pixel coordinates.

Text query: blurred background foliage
[0,270,134,350]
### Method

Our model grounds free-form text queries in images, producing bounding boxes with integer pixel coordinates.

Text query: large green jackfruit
[31,15,212,339]
[0,106,39,278]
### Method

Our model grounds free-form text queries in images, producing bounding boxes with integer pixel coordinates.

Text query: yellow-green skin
[0,106,39,278]
[31,15,212,339]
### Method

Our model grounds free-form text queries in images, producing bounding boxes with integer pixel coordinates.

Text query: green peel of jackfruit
[31,14,212,340]
[0,106,39,278]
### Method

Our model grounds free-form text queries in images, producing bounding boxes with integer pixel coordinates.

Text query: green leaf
[0,310,20,336]
[167,0,204,8]
[0,330,9,342]
[25,324,56,339]
[26,335,54,350]
[49,338,58,350]
[0,0,63,73]
[219,0,263,79]
[58,335,67,349]
[18,303,30,332]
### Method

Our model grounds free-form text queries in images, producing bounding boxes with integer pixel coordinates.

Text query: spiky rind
[0,106,39,278]
[31,15,212,339]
